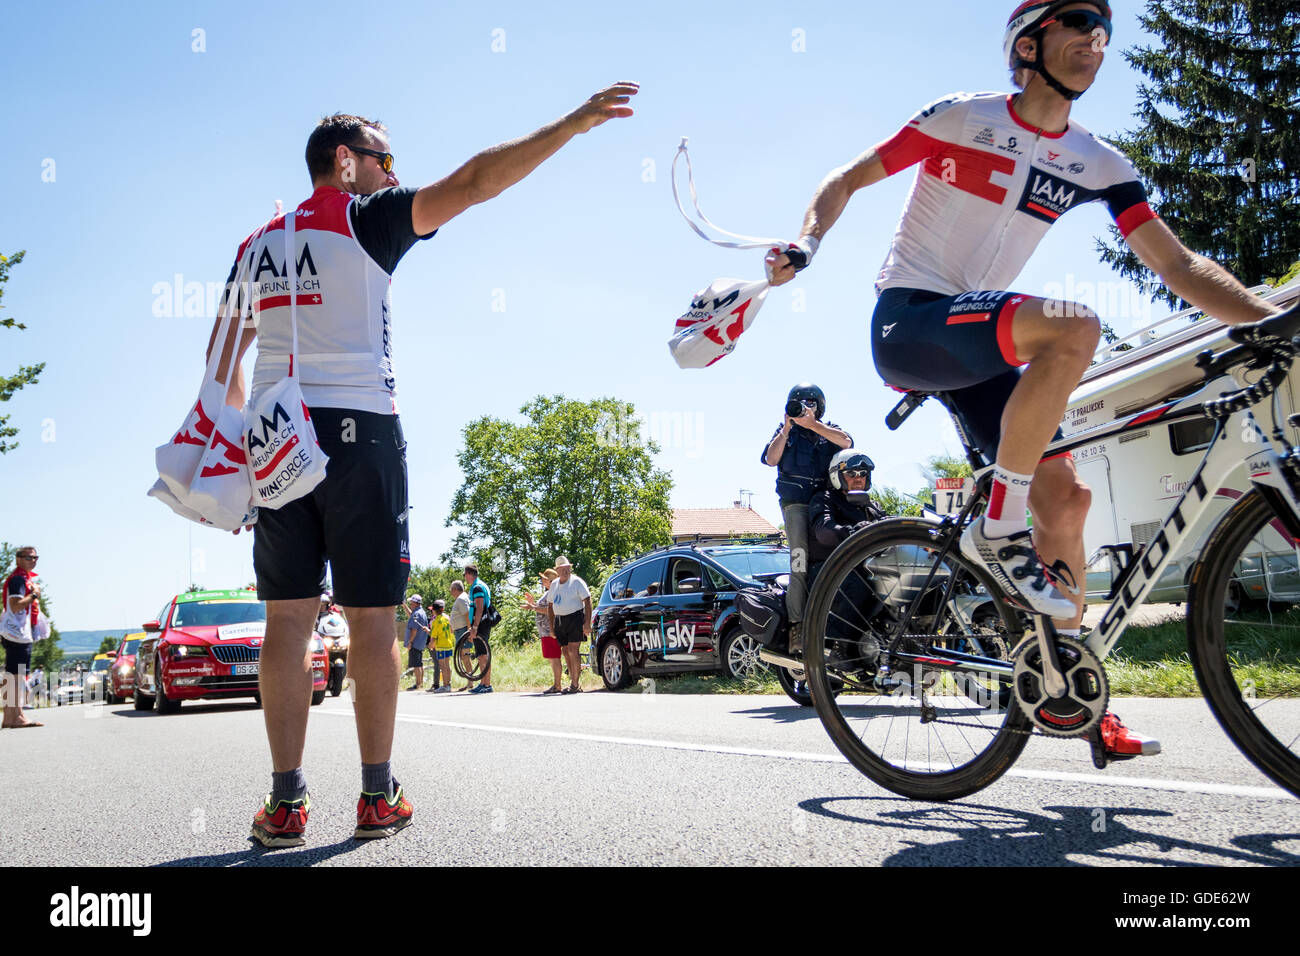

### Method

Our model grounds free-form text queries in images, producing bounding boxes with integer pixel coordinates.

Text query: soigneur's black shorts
[554,611,585,647]
[872,287,1063,462]
[254,408,410,607]
[407,647,424,668]
[2,638,32,676]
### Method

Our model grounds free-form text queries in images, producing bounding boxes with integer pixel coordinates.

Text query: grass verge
[400,613,1300,699]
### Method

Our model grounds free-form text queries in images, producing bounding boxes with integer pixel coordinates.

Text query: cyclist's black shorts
[254,408,410,608]
[872,287,1062,462]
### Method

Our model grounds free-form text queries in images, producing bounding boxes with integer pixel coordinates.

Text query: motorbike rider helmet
[828,449,875,504]
[786,383,826,420]
[1003,1,1112,102]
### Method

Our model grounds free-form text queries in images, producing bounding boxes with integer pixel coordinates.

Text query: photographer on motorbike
[809,450,884,583]
[761,384,852,654]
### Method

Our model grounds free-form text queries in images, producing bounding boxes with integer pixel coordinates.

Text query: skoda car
[590,538,790,691]
[134,588,328,714]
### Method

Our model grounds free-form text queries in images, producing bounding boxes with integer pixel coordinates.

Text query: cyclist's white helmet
[1003,1,1112,69]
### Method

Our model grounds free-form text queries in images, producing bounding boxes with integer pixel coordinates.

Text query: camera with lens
[786,399,811,418]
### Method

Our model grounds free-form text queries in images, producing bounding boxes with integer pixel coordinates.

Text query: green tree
[1098,3,1300,307]
[1,251,45,453]
[444,395,673,585]
[96,636,120,655]
[870,486,924,517]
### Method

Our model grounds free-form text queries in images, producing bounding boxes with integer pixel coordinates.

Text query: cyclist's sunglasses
[843,469,873,479]
[349,144,395,173]
[1042,10,1112,43]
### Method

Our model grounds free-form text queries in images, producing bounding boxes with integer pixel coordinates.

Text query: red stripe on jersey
[946,312,992,325]
[1115,202,1158,238]
[1005,95,1068,139]
[259,294,323,310]
[996,296,1023,366]
[876,126,947,176]
[1026,201,1062,220]
[923,146,1017,204]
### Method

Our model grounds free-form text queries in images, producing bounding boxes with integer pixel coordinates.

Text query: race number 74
[933,477,975,515]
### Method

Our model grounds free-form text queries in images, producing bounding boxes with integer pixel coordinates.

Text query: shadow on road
[110,701,267,719]
[155,836,368,867]
[732,705,825,725]
[798,797,1300,867]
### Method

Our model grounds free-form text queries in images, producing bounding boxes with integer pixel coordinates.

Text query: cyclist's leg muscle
[996,297,1100,474]
[1028,455,1091,625]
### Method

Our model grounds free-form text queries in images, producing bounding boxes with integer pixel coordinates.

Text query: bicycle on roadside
[803,305,1300,802]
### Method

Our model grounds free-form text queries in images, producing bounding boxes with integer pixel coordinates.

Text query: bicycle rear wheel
[804,518,1032,801]
[1187,489,1300,798]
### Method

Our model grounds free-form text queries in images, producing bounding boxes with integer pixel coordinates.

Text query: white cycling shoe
[959,519,1076,619]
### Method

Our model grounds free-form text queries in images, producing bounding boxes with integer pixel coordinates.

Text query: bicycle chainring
[1011,635,1109,737]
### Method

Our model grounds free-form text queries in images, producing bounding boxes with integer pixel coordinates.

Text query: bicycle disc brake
[1011,635,1109,737]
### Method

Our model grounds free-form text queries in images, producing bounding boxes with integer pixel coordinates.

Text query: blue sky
[2,1,1173,628]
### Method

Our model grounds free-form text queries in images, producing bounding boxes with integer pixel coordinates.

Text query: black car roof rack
[632,532,787,560]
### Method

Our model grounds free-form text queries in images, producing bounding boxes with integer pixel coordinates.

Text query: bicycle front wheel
[1187,489,1300,798]
[804,518,1032,801]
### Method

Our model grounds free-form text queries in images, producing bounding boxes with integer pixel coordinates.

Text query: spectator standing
[448,581,473,691]
[524,569,562,694]
[547,556,591,694]
[760,384,852,655]
[425,599,454,694]
[211,83,639,849]
[2,547,43,729]
[464,565,494,694]
[403,595,430,691]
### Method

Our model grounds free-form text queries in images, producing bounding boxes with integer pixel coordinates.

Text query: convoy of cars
[58,539,859,712]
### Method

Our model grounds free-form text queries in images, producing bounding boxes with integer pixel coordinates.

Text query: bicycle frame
[875,368,1300,685]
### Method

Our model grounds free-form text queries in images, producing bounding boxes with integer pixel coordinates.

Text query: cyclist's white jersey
[874,92,1158,297]
[229,186,432,416]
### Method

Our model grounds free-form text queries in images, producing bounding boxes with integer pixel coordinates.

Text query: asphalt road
[4,689,1298,867]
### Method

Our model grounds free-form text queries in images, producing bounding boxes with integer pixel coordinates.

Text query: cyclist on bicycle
[766,1,1281,759]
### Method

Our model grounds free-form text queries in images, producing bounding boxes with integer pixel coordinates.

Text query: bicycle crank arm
[1034,615,1068,699]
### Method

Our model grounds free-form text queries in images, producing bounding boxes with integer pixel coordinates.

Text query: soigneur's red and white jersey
[874,92,1158,296]
[230,186,430,416]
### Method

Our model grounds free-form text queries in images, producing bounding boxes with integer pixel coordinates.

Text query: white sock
[983,465,1033,538]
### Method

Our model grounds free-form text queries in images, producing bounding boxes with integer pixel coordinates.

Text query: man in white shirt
[547,556,591,694]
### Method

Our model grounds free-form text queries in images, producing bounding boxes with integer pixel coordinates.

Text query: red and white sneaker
[1099,710,1161,758]
[250,793,311,848]
[354,780,413,840]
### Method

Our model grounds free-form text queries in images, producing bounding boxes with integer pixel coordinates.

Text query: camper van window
[1169,417,1216,456]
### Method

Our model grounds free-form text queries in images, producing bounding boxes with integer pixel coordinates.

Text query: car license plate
[233,663,259,676]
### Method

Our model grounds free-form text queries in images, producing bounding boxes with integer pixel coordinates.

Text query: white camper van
[1065,278,1300,605]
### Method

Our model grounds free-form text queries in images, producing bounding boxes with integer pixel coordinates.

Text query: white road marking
[315,707,1297,802]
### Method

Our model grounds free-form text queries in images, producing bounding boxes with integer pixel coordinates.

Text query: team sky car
[134,588,328,714]
[590,537,792,691]
[107,632,143,704]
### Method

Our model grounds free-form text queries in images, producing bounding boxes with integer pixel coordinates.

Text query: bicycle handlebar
[1194,302,1300,420]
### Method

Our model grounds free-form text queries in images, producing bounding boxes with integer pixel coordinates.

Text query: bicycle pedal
[1085,729,1137,769]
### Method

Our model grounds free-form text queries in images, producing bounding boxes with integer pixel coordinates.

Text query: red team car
[107,632,143,704]
[134,588,328,714]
